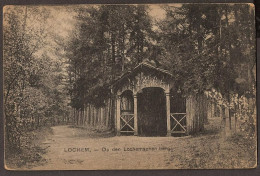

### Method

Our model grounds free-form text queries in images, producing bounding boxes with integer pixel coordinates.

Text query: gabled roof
[111,62,173,87]
[134,62,173,76]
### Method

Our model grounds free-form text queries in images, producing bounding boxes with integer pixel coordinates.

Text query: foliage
[157,4,255,135]
[4,6,69,151]
[158,4,255,97]
[66,5,155,108]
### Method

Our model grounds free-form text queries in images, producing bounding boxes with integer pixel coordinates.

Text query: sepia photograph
[3,3,256,170]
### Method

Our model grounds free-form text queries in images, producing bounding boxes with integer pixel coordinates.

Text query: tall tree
[66,5,154,110]
[4,6,70,149]
[158,4,255,132]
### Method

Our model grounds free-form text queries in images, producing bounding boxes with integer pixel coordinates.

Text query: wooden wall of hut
[71,98,114,130]
[186,93,208,134]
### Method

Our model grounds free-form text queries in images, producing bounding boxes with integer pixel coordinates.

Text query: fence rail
[170,113,187,134]
[120,114,134,133]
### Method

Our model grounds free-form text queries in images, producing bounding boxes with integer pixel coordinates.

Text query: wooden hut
[74,62,208,136]
[111,62,203,136]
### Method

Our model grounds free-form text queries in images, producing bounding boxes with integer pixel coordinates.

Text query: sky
[47,6,77,39]
[148,4,182,20]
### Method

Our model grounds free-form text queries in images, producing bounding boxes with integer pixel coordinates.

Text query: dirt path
[31,125,189,170]
[31,125,256,170]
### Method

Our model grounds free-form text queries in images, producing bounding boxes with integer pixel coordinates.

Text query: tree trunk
[221,105,226,137]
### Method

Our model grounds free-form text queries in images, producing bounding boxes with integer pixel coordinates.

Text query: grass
[174,119,257,169]
[5,126,53,170]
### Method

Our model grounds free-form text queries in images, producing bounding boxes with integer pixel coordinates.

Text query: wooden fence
[71,98,114,129]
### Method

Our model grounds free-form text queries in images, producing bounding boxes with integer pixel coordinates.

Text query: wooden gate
[120,112,135,134]
[170,113,187,134]
[120,92,135,134]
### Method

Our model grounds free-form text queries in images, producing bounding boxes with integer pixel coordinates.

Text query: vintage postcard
[3,3,256,170]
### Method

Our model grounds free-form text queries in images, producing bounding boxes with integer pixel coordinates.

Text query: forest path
[31,123,255,170]
[31,125,190,170]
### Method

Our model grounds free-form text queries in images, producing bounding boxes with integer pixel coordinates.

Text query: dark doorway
[170,88,186,113]
[137,87,167,136]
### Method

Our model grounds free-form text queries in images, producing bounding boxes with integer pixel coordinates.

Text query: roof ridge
[111,62,173,87]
